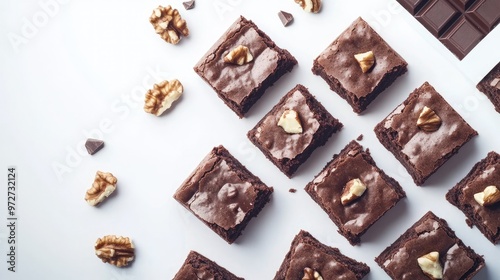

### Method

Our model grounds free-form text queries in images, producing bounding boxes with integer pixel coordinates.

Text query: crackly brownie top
[285,240,357,279]
[379,81,476,178]
[308,141,402,235]
[252,86,320,160]
[174,148,260,230]
[381,212,479,279]
[314,17,407,98]
[194,16,281,105]
[457,152,500,234]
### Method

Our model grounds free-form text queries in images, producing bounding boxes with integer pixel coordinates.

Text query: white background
[1,0,500,279]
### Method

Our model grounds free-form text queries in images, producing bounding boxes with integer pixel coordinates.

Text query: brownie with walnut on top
[374,81,477,185]
[375,211,485,280]
[305,140,406,245]
[273,230,370,280]
[312,17,408,113]
[194,16,297,118]
[446,151,500,244]
[173,145,273,244]
[247,84,343,178]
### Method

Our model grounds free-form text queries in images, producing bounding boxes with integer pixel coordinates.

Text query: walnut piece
[417,106,442,132]
[85,171,117,206]
[474,185,500,207]
[354,51,375,73]
[278,109,303,134]
[150,5,189,44]
[341,178,367,205]
[417,251,443,279]
[490,77,500,89]
[302,267,323,280]
[294,0,321,13]
[95,235,135,267]
[144,79,183,116]
[224,45,253,65]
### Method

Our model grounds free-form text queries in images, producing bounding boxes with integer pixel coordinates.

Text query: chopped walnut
[224,45,253,65]
[295,0,321,13]
[490,77,500,89]
[354,51,375,73]
[303,267,323,280]
[85,171,117,206]
[417,106,441,132]
[144,79,183,116]
[95,235,135,267]
[150,5,189,44]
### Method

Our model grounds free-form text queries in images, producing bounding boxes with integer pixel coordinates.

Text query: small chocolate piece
[173,251,243,280]
[446,151,500,244]
[305,140,406,245]
[273,230,370,279]
[85,138,104,155]
[278,11,294,26]
[397,0,500,60]
[356,134,364,141]
[374,82,477,185]
[248,84,343,178]
[375,211,485,279]
[289,188,297,193]
[182,0,195,10]
[312,17,408,113]
[477,61,500,113]
[173,145,273,244]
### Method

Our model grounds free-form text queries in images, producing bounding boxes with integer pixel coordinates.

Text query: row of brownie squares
[172,212,485,279]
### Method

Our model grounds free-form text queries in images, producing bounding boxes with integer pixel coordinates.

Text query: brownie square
[312,17,408,113]
[374,81,477,185]
[375,211,485,280]
[477,61,500,113]
[273,230,370,280]
[173,145,273,244]
[173,251,243,280]
[194,16,297,118]
[446,151,500,244]
[247,84,343,178]
[305,140,406,245]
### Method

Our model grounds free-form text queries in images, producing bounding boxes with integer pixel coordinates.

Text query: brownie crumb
[356,134,364,141]
[289,188,297,193]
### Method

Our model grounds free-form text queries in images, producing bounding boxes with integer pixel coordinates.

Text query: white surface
[1,0,500,279]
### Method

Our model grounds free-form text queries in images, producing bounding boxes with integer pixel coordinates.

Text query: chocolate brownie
[305,140,406,245]
[193,16,297,118]
[273,230,370,280]
[477,61,500,113]
[374,81,478,185]
[312,17,408,113]
[173,145,273,244]
[446,151,500,244]
[247,84,343,178]
[173,251,244,280]
[375,211,485,280]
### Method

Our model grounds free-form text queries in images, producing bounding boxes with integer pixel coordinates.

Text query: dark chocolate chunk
[356,134,364,141]
[85,138,104,155]
[477,61,500,113]
[397,0,500,60]
[182,1,195,10]
[278,11,294,26]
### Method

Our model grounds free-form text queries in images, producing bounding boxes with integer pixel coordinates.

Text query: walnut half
[144,79,183,116]
[95,235,135,267]
[303,267,323,280]
[295,0,321,13]
[85,171,117,206]
[150,5,189,44]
